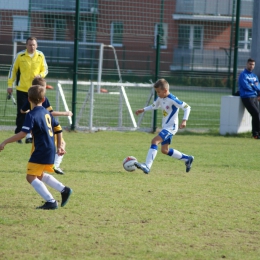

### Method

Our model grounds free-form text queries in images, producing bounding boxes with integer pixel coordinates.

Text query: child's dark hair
[28,85,46,105]
[154,78,169,90]
[32,77,46,87]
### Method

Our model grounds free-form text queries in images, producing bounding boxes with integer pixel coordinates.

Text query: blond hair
[154,78,169,90]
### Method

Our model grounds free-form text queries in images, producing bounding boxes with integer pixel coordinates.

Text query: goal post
[56,80,154,132]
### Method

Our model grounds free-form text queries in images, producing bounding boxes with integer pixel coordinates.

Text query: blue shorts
[159,129,173,145]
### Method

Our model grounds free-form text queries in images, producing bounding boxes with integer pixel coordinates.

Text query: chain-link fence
[0,0,254,132]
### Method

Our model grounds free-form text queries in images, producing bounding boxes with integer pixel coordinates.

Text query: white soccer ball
[123,156,137,172]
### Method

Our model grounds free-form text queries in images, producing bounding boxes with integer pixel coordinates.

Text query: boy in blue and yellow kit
[0,85,72,210]
[21,77,73,175]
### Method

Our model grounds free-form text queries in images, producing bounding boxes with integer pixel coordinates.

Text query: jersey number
[45,114,53,137]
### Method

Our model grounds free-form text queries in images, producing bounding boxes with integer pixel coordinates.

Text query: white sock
[26,133,32,138]
[168,148,189,161]
[54,154,63,168]
[42,173,65,192]
[145,145,158,169]
[31,178,55,202]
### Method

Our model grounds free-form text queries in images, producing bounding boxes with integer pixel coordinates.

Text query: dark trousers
[15,90,28,134]
[241,97,260,136]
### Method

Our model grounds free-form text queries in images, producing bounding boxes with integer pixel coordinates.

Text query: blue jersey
[21,97,53,113]
[239,69,260,98]
[21,106,62,164]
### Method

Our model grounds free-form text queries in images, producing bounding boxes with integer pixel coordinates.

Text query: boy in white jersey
[134,78,194,174]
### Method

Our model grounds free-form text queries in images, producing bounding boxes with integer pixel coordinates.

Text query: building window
[239,28,252,51]
[154,23,168,49]
[178,25,203,49]
[13,16,29,41]
[79,20,95,42]
[54,19,66,41]
[111,22,123,47]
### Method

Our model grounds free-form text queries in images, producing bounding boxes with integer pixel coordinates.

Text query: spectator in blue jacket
[239,58,260,139]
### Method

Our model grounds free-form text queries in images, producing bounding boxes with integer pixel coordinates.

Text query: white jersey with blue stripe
[144,93,191,134]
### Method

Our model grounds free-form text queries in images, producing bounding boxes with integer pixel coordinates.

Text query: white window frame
[238,28,252,52]
[54,19,66,41]
[13,15,28,41]
[178,24,203,49]
[80,21,88,42]
[154,23,168,49]
[110,22,123,47]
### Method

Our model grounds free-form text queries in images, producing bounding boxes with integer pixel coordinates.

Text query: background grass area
[0,130,260,260]
[0,77,230,131]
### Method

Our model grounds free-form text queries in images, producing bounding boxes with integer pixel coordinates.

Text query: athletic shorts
[27,162,54,176]
[159,129,174,145]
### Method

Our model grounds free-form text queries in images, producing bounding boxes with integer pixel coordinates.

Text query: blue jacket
[239,69,260,98]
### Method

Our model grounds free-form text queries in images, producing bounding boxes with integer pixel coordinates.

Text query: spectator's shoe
[253,135,260,139]
[36,201,58,210]
[134,162,150,174]
[25,138,33,144]
[54,167,65,175]
[16,140,23,144]
[61,187,73,207]
[185,156,194,173]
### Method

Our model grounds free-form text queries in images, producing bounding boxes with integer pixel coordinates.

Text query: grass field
[0,130,259,260]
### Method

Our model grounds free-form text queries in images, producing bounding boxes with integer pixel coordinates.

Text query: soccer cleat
[54,167,65,175]
[16,140,23,144]
[25,138,33,144]
[134,162,150,174]
[185,156,194,173]
[36,201,58,210]
[61,187,73,207]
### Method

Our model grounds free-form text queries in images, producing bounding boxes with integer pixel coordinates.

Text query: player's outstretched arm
[51,111,73,117]
[0,132,27,151]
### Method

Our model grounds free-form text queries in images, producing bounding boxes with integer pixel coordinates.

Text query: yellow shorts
[27,162,54,176]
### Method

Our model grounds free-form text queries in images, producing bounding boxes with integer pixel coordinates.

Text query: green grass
[0,78,230,131]
[0,130,260,260]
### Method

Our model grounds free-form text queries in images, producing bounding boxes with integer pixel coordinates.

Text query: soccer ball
[123,156,137,172]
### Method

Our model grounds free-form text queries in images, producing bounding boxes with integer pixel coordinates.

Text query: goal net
[55,80,154,132]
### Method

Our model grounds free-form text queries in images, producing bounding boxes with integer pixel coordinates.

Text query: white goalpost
[56,80,153,131]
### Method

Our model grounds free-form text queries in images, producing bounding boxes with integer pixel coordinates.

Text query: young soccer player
[134,78,194,174]
[0,85,72,209]
[21,77,73,175]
